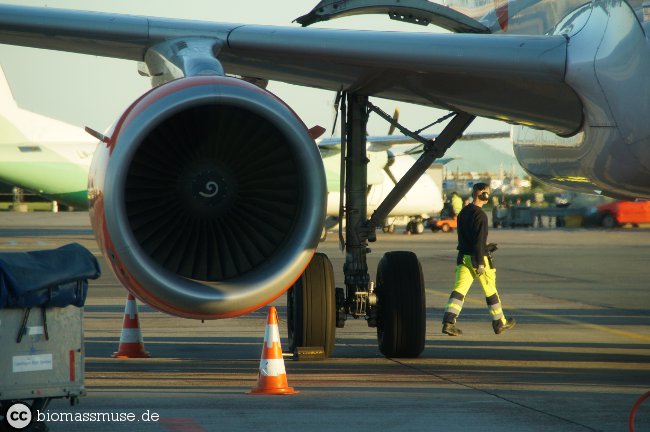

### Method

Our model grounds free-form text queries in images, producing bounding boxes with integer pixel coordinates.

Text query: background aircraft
[0,66,93,208]
[0,0,646,358]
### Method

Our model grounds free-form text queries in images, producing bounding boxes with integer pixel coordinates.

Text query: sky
[0,0,508,137]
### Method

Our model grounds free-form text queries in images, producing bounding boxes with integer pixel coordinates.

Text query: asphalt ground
[0,212,649,432]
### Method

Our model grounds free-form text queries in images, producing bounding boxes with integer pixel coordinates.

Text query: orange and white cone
[249,306,298,395]
[112,293,150,358]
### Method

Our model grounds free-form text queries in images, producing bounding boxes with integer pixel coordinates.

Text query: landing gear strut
[289,92,474,359]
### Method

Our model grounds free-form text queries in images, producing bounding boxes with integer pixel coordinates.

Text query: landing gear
[287,253,336,358]
[304,92,474,359]
[376,251,425,357]
[406,218,425,234]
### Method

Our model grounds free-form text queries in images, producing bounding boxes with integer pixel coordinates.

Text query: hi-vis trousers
[443,255,506,325]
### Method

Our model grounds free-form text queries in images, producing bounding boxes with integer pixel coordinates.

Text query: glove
[476,265,486,276]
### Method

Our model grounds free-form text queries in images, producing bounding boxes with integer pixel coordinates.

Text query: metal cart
[0,244,100,431]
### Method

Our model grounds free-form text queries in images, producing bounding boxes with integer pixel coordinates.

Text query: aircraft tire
[406,221,424,235]
[375,251,425,358]
[287,253,336,358]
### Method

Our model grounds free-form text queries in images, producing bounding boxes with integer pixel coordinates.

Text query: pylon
[249,306,298,395]
[112,293,150,358]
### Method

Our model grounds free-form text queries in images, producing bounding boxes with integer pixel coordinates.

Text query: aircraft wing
[0,4,582,136]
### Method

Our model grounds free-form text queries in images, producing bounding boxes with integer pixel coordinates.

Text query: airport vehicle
[0,0,649,359]
[596,201,650,228]
[427,215,457,233]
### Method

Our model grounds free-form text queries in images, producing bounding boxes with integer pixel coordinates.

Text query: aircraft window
[18,146,42,152]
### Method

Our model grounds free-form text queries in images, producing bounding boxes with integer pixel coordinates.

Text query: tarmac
[0,212,649,432]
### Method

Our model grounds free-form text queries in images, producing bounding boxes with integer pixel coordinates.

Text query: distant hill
[442,138,527,177]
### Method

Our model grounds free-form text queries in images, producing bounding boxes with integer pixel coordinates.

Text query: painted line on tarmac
[429,289,650,343]
[515,308,650,343]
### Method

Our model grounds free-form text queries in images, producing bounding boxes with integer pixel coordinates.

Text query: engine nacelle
[88,76,326,319]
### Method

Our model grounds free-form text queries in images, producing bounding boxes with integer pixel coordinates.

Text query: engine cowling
[88,76,326,319]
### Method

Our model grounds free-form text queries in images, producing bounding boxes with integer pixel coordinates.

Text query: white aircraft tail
[0,65,19,113]
[0,64,93,144]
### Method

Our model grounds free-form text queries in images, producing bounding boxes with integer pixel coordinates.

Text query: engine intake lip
[103,76,326,318]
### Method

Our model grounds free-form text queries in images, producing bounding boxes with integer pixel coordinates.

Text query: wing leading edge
[0,4,582,136]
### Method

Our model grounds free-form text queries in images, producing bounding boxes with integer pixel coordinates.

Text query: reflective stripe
[445,295,465,315]
[489,303,504,320]
[259,359,286,377]
[449,297,464,307]
[264,324,281,348]
[118,328,144,343]
[125,300,137,320]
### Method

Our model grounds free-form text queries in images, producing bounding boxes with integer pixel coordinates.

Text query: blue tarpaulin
[0,243,101,309]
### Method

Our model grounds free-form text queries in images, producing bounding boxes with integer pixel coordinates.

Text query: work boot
[493,317,516,335]
[442,322,463,336]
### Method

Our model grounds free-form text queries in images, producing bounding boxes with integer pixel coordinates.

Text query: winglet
[0,65,19,112]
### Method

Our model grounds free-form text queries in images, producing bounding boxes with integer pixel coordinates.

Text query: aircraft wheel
[287,253,336,358]
[406,221,424,234]
[375,251,425,358]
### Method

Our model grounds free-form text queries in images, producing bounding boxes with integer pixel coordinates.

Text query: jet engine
[88,76,326,319]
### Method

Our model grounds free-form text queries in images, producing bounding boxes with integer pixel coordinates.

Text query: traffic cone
[112,293,150,358]
[249,306,298,395]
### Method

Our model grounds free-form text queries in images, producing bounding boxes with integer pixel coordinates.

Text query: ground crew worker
[451,191,463,216]
[442,182,516,336]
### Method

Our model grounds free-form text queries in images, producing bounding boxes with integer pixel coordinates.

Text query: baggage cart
[0,244,100,430]
[0,306,84,410]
